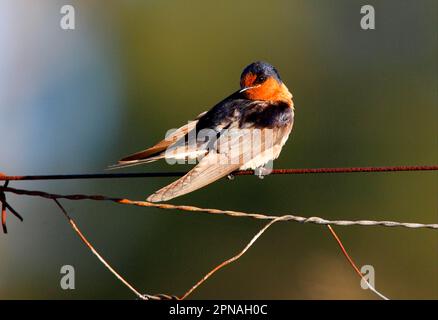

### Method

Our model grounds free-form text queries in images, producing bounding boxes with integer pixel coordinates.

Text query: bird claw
[254,167,271,179]
[256,172,265,180]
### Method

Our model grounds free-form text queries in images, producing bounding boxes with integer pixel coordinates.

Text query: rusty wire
[0,165,437,181]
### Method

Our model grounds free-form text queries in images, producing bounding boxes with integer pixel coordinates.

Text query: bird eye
[257,75,266,83]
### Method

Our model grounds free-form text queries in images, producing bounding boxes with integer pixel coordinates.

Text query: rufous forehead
[241,73,257,88]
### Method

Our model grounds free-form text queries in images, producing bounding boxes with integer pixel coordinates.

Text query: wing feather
[147,124,286,202]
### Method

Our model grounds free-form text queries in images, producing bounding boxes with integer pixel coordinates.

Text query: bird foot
[254,167,272,179]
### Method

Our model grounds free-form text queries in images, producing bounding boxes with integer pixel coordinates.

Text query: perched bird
[111,61,294,202]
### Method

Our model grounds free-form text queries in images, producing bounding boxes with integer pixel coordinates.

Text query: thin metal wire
[1,186,437,230]
[326,225,389,300]
[180,216,287,300]
[0,165,437,181]
[53,199,146,300]
[1,165,436,298]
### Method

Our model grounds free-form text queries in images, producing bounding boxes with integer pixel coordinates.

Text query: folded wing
[147,123,286,202]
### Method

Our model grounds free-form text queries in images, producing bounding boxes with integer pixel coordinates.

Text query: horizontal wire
[1,186,437,230]
[0,165,437,181]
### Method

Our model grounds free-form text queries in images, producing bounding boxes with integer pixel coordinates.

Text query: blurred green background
[0,0,436,299]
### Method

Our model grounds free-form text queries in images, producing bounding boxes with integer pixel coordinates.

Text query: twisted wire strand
[1,186,436,230]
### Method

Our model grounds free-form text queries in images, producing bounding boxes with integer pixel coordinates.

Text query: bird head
[239,61,292,105]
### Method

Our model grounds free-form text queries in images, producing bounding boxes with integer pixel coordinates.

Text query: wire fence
[1,165,437,299]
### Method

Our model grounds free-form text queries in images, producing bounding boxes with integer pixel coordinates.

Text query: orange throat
[244,78,293,107]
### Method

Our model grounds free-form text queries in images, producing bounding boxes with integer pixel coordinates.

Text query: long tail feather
[106,157,163,170]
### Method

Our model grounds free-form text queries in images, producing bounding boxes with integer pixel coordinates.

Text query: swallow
[111,61,294,202]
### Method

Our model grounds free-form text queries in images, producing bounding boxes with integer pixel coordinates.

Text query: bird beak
[239,84,260,93]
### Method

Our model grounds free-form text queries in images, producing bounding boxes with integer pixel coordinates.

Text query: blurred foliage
[0,0,436,299]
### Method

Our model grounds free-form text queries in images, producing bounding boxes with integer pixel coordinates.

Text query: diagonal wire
[327,225,389,300]
[180,216,287,300]
[53,199,145,300]
[53,198,178,300]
